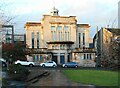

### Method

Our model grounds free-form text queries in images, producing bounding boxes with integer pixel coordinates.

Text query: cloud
[2,0,119,37]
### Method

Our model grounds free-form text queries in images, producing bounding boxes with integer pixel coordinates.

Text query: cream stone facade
[76,24,90,48]
[93,28,113,67]
[24,7,96,67]
[25,16,76,49]
[72,24,96,67]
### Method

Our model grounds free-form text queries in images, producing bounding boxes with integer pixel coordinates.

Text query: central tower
[50,6,59,16]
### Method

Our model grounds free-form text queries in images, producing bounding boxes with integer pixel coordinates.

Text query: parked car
[0,58,7,67]
[40,61,57,67]
[62,62,78,68]
[15,60,35,67]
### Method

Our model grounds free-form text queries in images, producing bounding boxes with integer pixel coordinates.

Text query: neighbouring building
[14,34,26,45]
[73,24,95,67]
[2,25,14,44]
[93,27,120,67]
[25,7,96,67]
[1,25,27,61]
[1,25,26,44]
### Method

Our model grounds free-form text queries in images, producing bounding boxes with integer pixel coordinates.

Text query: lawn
[63,70,119,86]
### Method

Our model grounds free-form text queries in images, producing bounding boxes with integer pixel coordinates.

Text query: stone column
[71,53,74,62]
[57,52,60,64]
[65,52,68,63]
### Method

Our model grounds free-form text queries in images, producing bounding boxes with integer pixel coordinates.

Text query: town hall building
[24,7,96,67]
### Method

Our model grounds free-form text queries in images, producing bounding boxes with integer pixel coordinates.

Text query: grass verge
[63,70,118,86]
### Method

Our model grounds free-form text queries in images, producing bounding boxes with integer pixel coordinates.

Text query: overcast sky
[1,0,119,38]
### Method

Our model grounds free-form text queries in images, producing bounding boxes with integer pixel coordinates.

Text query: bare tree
[0,0,16,27]
[0,0,16,58]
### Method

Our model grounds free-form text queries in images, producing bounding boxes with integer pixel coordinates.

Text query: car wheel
[75,65,78,68]
[42,64,45,67]
[2,63,6,67]
[17,63,21,66]
[64,65,67,68]
[29,64,33,67]
[53,65,56,68]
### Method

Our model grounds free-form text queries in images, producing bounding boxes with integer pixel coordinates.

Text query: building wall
[26,25,42,48]
[25,15,77,49]
[93,27,113,65]
[2,25,14,44]
[76,24,90,48]
[25,15,77,64]
[14,34,26,45]
[42,15,76,47]
[72,52,96,67]
[101,28,113,59]
[24,8,95,66]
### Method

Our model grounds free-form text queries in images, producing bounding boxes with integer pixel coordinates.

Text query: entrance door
[60,55,64,64]
[52,56,57,64]
[67,55,70,62]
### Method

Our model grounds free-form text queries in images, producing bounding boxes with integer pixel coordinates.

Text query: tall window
[87,54,89,59]
[51,26,55,30]
[61,32,63,41]
[84,54,86,59]
[54,31,56,41]
[40,55,42,61]
[64,26,69,41]
[52,45,54,49]
[51,31,56,41]
[58,32,61,41]
[37,32,39,48]
[83,33,85,45]
[68,32,69,41]
[51,26,56,41]
[36,55,39,61]
[79,33,81,48]
[6,35,11,43]
[58,26,62,30]
[64,26,69,30]
[89,54,91,60]
[51,31,53,40]
[65,32,69,41]
[34,55,38,62]
[65,32,67,41]
[32,32,34,48]
[60,45,62,49]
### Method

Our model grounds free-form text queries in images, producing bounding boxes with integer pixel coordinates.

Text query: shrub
[7,64,29,81]
[2,78,8,87]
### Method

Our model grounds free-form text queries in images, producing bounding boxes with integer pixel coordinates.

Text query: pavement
[26,68,95,88]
